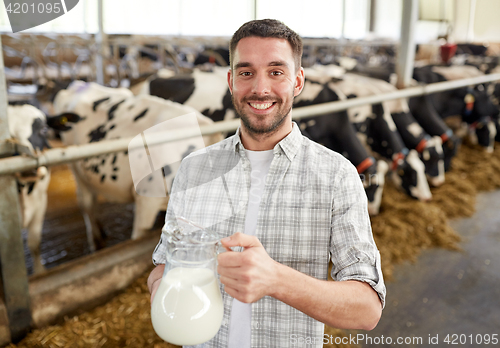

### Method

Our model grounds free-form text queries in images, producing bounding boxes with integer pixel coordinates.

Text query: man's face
[228,37,304,135]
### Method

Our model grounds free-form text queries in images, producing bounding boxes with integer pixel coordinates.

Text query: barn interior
[1,0,500,347]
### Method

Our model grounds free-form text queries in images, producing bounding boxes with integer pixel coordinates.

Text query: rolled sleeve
[329,162,386,308]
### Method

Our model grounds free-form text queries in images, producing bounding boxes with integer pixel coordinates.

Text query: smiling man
[228,34,303,150]
[148,19,386,348]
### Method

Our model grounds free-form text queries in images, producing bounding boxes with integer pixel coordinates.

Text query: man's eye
[240,71,252,76]
[271,71,283,76]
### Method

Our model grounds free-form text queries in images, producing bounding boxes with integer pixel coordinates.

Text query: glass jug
[151,217,223,346]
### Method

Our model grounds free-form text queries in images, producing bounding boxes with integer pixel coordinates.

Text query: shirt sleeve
[329,161,386,308]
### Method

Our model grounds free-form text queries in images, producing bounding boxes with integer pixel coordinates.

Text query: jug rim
[163,216,220,245]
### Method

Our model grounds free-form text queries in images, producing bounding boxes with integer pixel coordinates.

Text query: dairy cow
[293,77,389,215]
[412,65,499,153]
[7,104,51,274]
[48,81,222,252]
[488,65,500,142]
[300,66,432,199]
[345,73,446,186]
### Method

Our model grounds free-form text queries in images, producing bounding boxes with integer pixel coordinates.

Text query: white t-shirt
[227,149,274,348]
[185,149,274,348]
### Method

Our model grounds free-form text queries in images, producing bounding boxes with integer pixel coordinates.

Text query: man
[148,19,385,347]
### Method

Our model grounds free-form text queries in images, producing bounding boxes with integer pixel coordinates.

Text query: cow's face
[391,150,432,201]
[361,160,388,216]
[419,136,445,187]
[473,117,497,153]
[441,134,461,171]
[461,85,499,123]
[8,104,50,154]
[471,85,500,119]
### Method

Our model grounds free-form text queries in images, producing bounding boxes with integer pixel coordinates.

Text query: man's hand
[217,232,280,303]
[218,233,381,330]
[147,264,165,304]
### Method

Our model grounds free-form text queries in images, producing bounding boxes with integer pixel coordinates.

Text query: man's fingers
[221,232,263,249]
[218,251,245,267]
[219,274,240,289]
[223,284,241,301]
[150,279,162,304]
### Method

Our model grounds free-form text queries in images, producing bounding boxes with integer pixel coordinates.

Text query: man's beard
[232,95,294,135]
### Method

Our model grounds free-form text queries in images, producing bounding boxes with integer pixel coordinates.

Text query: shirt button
[251,321,259,329]
[239,201,245,207]
[222,319,228,327]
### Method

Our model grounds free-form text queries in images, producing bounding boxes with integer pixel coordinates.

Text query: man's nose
[251,75,271,95]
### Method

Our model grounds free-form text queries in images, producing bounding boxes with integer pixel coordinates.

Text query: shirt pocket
[264,204,331,279]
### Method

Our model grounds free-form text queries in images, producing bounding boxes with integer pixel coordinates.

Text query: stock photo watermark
[3,0,79,33]
[291,333,499,346]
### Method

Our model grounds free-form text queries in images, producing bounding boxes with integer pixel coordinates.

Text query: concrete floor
[363,190,500,348]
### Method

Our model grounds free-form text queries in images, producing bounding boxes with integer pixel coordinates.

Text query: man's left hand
[217,232,279,303]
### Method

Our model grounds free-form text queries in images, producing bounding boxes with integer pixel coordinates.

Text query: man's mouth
[248,102,275,110]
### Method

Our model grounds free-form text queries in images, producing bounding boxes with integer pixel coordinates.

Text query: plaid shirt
[152,123,386,348]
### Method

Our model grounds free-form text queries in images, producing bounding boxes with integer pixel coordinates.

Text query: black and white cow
[7,104,51,274]
[412,65,499,153]
[48,81,222,253]
[293,77,389,215]
[300,66,432,201]
[328,80,432,201]
[346,73,446,186]
[296,69,431,204]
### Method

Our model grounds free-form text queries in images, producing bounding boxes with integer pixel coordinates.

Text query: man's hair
[229,19,303,71]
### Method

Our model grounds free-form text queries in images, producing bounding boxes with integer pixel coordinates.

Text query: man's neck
[240,120,293,151]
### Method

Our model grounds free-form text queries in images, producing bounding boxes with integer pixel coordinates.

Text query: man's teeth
[250,102,273,110]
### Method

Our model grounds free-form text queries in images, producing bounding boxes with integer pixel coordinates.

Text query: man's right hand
[147,264,165,303]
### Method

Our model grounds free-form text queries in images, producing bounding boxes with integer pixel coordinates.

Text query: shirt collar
[231,122,303,162]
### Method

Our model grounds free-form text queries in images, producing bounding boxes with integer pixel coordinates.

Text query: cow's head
[359,159,388,216]
[440,131,461,171]
[461,85,499,122]
[46,112,85,131]
[416,136,445,187]
[8,104,51,154]
[469,117,498,153]
[391,150,432,201]
[7,105,51,199]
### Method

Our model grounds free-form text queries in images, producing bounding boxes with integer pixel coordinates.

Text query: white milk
[151,267,224,345]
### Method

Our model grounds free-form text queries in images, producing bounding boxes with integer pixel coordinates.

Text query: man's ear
[227,68,233,95]
[294,67,305,97]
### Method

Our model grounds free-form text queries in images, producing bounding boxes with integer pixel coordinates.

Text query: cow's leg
[27,202,46,274]
[131,194,167,240]
[74,176,103,252]
[24,169,51,274]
